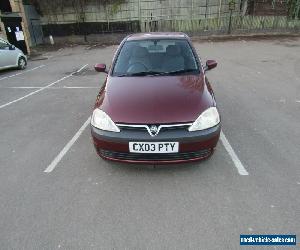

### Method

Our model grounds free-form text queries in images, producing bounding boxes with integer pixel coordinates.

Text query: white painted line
[0,86,98,89]
[0,65,46,81]
[0,64,88,110]
[76,64,89,73]
[220,131,249,176]
[44,117,91,173]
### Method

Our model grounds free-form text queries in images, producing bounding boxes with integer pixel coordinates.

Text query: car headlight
[188,107,220,131]
[91,109,120,132]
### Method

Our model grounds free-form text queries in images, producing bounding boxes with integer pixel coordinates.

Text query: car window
[0,40,10,50]
[112,39,199,76]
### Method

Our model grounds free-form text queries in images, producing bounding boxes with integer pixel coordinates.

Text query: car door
[0,39,17,68]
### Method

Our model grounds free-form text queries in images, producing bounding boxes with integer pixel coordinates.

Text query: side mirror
[205,60,217,71]
[9,45,16,50]
[94,63,107,73]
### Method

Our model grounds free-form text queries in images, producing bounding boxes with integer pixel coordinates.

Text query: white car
[0,37,27,70]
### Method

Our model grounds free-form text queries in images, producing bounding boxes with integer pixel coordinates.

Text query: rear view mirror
[9,45,16,50]
[205,60,217,71]
[94,63,107,73]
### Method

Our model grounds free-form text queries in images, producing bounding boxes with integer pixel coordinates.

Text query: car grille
[98,149,212,161]
[117,123,192,137]
[119,125,189,132]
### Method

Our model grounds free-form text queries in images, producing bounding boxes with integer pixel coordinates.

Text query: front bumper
[91,123,221,164]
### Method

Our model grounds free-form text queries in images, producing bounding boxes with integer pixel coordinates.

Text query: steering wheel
[127,62,148,73]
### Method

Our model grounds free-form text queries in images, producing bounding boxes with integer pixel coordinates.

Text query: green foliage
[288,0,300,18]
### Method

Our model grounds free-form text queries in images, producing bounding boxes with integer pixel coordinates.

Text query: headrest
[132,46,148,57]
[166,45,181,56]
[121,44,135,58]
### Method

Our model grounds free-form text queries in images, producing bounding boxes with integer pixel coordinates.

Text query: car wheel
[18,57,27,70]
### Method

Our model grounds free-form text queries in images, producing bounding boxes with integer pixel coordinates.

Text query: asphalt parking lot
[0,37,299,250]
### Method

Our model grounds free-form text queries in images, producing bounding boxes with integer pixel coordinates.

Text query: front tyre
[18,57,27,70]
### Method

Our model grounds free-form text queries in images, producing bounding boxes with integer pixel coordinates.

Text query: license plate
[129,142,179,153]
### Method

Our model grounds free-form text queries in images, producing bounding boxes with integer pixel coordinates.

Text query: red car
[91,32,220,164]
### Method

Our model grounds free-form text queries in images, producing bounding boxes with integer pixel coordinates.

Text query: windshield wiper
[116,71,162,77]
[159,69,199,75]
[131,71,163,76]
[115,69,198,77]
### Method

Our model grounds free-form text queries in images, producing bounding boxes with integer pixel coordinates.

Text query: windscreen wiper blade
[116,69,198,77]
[116,71,162,77]
[160,69,198,75]
[133,69,198,76]
[130,71,163,76]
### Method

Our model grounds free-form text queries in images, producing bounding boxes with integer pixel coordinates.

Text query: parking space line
[220,131,249,176]
[0,65,46,81]
[0,64,88,110]
[44,117,91,173]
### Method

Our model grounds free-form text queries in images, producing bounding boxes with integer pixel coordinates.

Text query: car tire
[18,57,27,70]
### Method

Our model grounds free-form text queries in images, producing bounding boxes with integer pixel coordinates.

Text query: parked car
[0,37,27,70]
[91,32,220,164]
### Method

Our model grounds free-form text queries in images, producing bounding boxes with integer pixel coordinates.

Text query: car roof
[126,32,189,41]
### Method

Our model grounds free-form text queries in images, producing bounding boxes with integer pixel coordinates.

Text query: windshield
[112,39,200,77]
